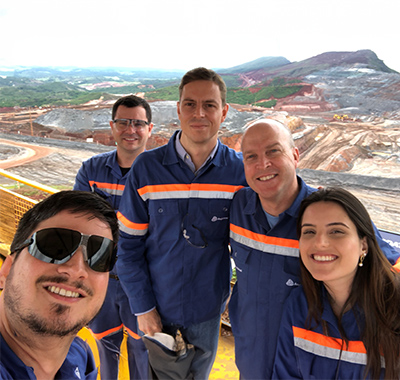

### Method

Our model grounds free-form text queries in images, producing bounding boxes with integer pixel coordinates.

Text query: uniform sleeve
[73,161,92,192]
[116,167,156,315]
[373,223,400,271]
[272,293,302,379]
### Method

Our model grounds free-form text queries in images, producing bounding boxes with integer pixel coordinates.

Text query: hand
[138,309,162,336]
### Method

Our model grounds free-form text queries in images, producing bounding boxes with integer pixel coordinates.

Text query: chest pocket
[206,200,230,238]
[148,200,181,237]
[91,185,115,207]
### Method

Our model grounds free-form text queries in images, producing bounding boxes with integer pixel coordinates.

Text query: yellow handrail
[0,168,59,194]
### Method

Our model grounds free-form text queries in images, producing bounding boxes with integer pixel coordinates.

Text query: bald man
[228,119,400,379]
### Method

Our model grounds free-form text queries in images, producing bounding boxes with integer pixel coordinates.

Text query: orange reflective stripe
[117,211,148,231]
[90,324,124,340]
[124,326,141,340]
[190,183,244,193]
[138,184,189,196]
[138,183,244,196]
[89,181,125,191]
[393,257,400,273]
[293,326,366,354]
[230,223,299,249]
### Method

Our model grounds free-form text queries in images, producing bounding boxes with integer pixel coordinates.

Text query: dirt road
[0,138,55,169]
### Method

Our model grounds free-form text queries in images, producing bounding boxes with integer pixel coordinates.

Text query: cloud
[0,0,399,72]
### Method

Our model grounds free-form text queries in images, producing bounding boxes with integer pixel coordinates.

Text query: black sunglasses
[13,228,117,273]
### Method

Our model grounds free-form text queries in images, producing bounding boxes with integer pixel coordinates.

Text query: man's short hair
[111,95,152,123]
[10,191,119,254]
[179,67,227,106]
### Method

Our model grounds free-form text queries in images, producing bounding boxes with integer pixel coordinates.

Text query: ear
[176,102,181,118]
[148,123,154,137]
[360,236,368,255]
[292,147,300,168]
[0,255,14,289]
[220,103,229,123]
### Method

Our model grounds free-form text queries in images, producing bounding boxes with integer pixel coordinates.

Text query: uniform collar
[245,175,308,217]
[163,130,225,168]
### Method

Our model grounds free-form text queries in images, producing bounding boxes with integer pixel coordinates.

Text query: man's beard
[4,267,99,337]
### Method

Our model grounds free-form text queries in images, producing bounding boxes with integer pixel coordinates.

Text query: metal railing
[0,169,58,256]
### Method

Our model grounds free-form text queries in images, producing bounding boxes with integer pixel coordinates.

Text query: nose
[57,249,89,279]
[256,155,272,169]
[314,232,329,248]
[194,104,205,118]
[125,124,139,133]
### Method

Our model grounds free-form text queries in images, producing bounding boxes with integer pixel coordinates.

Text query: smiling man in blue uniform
[228,119,400,380]
[117,67,247,379]
[74,95,152,380]
[0,191,119,380]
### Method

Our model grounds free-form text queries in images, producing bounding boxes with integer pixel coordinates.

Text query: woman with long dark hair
[272,187,400,379]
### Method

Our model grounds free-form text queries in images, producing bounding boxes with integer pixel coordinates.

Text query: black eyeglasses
[13,228,117,273]
[181,214,208,249]
[112,119,149,132]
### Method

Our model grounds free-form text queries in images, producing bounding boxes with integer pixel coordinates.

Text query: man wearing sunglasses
[74,95,153,379]
[117,68,247,379]
[0,190,118,380]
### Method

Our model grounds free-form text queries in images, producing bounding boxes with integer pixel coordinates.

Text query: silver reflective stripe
[230,230,299,257]
[140,190,236,201]
[90,185,124,196]
[294,337,368,365]
[118,220,147,236]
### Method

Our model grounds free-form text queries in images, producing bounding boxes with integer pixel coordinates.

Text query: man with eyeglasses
[74,95,152,379]
[0,190,118,380]
[117,67,247,379]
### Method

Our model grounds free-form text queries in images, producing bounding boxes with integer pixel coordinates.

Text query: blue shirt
[272,286,384,379]
[0,334,98,380]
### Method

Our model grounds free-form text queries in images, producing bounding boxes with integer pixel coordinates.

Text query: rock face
[35,108,112,132]
[305,68,400,117]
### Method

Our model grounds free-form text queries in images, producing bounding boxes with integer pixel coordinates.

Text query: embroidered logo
[74,367,81,379]
[286,279,300,287]
[211,216,228,222]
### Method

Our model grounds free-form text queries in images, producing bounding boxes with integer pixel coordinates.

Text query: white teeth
[259,175,275,181]
[313,255,336,262]
[48,286,80,298]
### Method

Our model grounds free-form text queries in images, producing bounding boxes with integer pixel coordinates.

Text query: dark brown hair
[297,187,400,379]
[111,94,152,122]
[10,191,119,254]
[179,67,227,105]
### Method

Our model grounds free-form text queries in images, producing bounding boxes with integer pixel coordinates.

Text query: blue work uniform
[0,334,98,380]
[117,131,246,377]
[229,177,400,380]
[272,286,384,379]
[74,149,148,380]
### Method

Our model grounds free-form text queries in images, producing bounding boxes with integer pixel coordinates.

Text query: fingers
[138,309,163,336]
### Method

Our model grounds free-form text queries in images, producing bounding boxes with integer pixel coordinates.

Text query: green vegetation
[142,77,303,107]
[220,74,242,88]
[0,81,103,107]
[146,85,180,101]
[0,68,304,108]
[256,100,277,108]
[226,79,303,106]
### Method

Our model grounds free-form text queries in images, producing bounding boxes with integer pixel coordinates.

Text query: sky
[1,0,399,73]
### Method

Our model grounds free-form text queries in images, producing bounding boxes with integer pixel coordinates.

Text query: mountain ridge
[0,49,396,79]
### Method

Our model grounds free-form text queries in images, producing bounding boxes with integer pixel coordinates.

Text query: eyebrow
[301,222,350,229]
[181,98,219,104]
[243,142,282,154]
